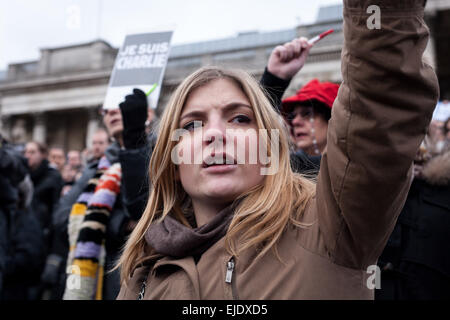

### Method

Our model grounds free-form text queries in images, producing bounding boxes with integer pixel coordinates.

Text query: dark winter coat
[29,159,63,251]
[0,167,16,296]
[1,144,24,295]
[377,150,450,300]
[0,143,44,300]
[0,207,7,296]
[1,207,45,300]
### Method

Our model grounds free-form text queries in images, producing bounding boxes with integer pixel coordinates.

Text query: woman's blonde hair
[117,66,315,284]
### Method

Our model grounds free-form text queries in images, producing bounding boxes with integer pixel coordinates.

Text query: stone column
[32,113,47,144]
[0,115,12,140]
[85,107,100,148]
[11,118,28,144]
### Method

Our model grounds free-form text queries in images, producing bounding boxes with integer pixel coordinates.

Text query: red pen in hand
[307,29,334,45]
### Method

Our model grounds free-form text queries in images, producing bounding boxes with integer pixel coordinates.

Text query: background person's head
[48,147,65,171]
[67,150,82,170]
[444,117,450,140]
[429,120,445,142]
[281,79,339,155]
[102,108,124,144]
[102,93,156,146]
[25,141,47,170]
[61,163,77,183]
[118,66,315,281]
[91,129,110,160]
[81,148,92,166]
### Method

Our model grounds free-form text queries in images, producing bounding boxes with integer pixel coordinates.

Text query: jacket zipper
[225,257,238,299]
[138,274,147,300]
[137,266,151,300]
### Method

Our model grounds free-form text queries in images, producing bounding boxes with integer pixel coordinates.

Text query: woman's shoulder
[285,195,330,259]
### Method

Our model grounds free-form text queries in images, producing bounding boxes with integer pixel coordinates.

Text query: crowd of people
[0,0,449,300]
[0,128,111,299]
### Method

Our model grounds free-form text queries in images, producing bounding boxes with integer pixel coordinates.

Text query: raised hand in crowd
[267,37,313,80]
[119,88,149,150]
[261,37,313,111]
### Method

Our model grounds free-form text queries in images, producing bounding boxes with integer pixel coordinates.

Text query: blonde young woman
[117,0,438,299]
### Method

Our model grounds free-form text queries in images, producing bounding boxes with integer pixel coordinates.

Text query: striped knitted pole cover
[63,157,121,300]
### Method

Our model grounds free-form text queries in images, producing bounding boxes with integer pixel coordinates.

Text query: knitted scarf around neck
[144,204,235,259]
[63,156,121,300]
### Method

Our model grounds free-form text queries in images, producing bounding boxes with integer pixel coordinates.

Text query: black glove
[119,88,148,149]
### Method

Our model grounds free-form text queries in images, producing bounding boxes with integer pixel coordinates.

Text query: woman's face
[102,108,124,140]
[177,78,265,208]
[289,105,328,155]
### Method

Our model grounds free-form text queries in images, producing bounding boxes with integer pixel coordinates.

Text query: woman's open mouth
[110,118,121,126]
[202,153,237,173]
[294,132,308,139]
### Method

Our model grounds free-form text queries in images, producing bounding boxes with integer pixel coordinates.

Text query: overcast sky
[0,0,341,70]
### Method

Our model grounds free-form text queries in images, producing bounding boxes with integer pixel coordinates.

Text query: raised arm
[316,0,439,269]
[119,89,154,221]
[260,37,312,110]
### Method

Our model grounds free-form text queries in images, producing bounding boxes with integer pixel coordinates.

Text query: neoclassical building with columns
[0,2,448,152]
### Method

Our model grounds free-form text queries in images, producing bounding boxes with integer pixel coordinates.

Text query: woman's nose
[291,113,305,126]
[105,108,120,117]
[203,120,227,146]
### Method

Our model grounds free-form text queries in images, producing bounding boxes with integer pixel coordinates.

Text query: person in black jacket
[23,141,62,299]
[0,138,21,297]
[0,138,45,300]
[24,141,63,248]
[0,207,6,296]
[2,206,45,300]
[376,144,450,300]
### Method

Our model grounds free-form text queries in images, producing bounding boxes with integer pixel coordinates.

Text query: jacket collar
[125,255,201,300]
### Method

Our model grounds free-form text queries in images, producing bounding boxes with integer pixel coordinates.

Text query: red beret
[281,79,340,111]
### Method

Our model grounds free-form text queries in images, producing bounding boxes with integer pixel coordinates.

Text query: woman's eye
[183,120,203,131]
[301,109,313,118]
[231,115,251,124]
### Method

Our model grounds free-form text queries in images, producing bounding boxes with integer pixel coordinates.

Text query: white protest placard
[103,31,173,110]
